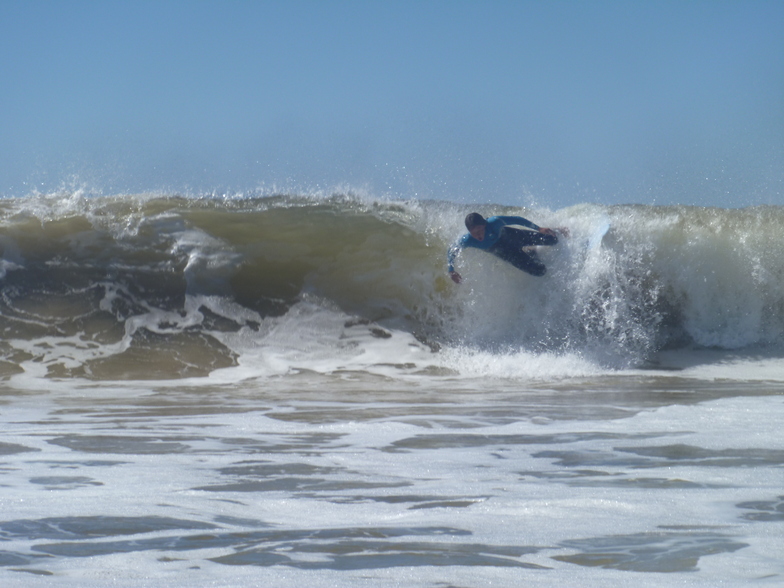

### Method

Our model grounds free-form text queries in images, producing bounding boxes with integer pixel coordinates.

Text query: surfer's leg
[488,228,554,276]
[504,249,547,276]
[489,237,548,276]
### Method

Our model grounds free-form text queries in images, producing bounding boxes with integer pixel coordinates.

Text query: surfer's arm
[447,243,460,274]
[447,240,464,283]
[496,216,568,238]
[495,215,541,232]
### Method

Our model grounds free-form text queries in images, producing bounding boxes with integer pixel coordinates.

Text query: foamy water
[1,366,782,587]
[0,191,782,586]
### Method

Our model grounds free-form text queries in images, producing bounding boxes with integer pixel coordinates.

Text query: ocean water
[0,190,782,587]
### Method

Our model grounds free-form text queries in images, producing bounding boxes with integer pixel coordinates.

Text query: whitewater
[0,190,781,587]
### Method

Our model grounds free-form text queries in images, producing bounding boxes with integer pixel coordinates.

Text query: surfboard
[586,218,610,250]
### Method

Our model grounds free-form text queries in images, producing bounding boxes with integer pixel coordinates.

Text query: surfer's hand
[541,227,569,238]
[449,271,462,284]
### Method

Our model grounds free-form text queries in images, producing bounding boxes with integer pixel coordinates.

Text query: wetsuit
[447,215,558,277]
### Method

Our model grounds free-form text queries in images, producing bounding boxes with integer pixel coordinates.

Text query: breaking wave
[1,189,783,380]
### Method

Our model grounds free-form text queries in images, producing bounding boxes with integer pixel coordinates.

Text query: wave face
[0,191,783,380]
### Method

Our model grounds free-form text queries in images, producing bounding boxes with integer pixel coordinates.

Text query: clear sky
[2,0,782,208]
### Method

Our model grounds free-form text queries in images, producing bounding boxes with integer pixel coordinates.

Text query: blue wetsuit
[447,215,558,277]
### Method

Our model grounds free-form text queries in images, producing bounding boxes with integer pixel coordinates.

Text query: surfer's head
[465,213,487,230]
[465,213,487,241]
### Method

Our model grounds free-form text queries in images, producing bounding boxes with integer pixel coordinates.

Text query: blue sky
[2,0,782,208]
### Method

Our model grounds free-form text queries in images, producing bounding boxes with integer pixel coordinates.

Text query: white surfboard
[586,218,610,250]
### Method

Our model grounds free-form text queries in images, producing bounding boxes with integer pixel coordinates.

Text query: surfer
[447,212,565,284]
